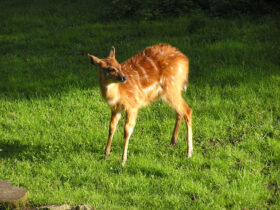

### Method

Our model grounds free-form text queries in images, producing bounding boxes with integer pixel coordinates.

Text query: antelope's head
[88,47,126,83]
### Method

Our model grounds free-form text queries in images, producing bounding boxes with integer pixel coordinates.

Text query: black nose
[120,76,126,82]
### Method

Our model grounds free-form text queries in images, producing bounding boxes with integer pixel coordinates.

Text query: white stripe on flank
[129,66,143,89]
[134,84,142,93]
[160,77,167,86]
[161,77,167,85]
[142,83,158,93]
[133,70,140,81]
[146,57,158,71]
[134,72,143,90]
[137,64,149,80]
[127,78,140,93]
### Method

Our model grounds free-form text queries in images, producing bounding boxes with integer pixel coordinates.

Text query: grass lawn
[0,0,280,209]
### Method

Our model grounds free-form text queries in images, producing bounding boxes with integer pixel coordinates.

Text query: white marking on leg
[122,127,134,166]
[127,127,134,139]
[187,125,193,158]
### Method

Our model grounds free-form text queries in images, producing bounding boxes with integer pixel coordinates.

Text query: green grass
[1,1,280,209]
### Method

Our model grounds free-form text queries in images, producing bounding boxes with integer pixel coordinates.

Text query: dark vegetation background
[2,0,280,23]
[102,0,280,20]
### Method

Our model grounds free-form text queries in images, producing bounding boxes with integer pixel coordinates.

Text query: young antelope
[88,44,192,165]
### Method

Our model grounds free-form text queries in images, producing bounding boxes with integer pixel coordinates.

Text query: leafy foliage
[102,0,279,20]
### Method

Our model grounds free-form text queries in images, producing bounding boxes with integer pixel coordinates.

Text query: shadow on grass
[0,140,101,162]
[0,56,99,99]
[0,140,43,161]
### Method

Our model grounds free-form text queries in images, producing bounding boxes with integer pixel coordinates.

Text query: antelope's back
[119,44,189,106]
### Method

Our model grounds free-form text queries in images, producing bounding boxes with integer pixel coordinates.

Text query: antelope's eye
[107,68,116,72]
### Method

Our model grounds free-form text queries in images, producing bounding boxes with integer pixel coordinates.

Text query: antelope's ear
[88,54,106,67]
[108,46,115,58]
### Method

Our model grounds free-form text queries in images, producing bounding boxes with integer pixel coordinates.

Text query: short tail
[183,80,188,91]
[183,61,189,91]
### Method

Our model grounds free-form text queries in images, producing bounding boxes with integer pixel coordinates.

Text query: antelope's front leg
[105,111,121,156]
[122,109,138,166]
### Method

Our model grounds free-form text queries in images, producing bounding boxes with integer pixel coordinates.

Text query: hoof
[105,150,111,156]
[170,139,178,146]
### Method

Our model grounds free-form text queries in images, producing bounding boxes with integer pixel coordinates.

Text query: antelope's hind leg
[171,113,183,145]
[182,101,193,158]
[105,111,121,156]
[162,93,193,157]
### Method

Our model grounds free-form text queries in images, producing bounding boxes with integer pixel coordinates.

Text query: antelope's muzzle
[118,76,126,82]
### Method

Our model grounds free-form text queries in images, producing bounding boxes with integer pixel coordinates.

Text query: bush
[100,0,279,20]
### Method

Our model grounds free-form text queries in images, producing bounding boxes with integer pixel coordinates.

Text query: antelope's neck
[105,83,120,100]
[99,79,120,103]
